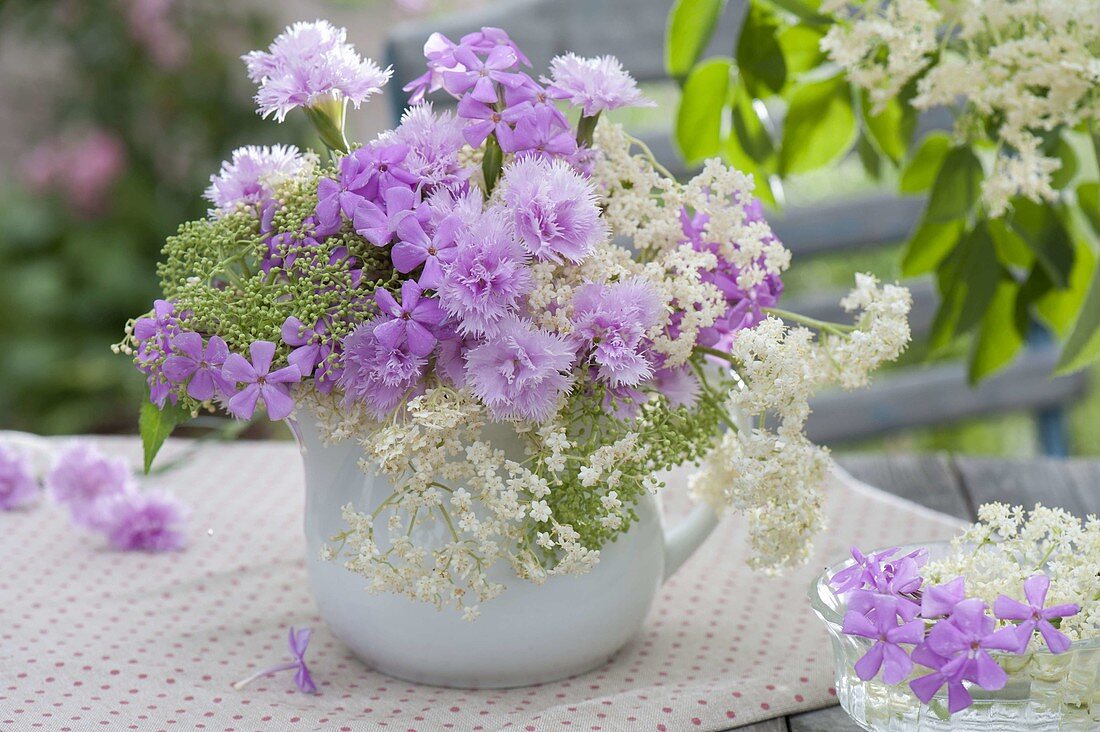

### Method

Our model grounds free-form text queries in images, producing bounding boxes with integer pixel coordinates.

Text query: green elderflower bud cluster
[535,380,725,553]
[155,171,399,362]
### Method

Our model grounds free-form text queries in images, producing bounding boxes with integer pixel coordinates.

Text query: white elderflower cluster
[823,0,1100,216]
[925,503,1100,642]
[820,0,940,112]
[827,274,912,389]
[691,427,830,573]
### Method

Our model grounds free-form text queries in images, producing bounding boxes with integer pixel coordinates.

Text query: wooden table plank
[835,453,973,520]
[953,457,1099,518]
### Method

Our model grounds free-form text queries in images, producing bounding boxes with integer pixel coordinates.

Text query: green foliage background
[0,1,303,434]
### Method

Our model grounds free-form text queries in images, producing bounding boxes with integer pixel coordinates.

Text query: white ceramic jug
[296,414,719,689]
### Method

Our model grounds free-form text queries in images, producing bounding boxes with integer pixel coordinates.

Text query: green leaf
[778,75,857,175]
[988,217,1034,269]
[666,0,727,80]
[1055,264,1100,374]
[862,93,912,164]
[729,78,775,166]
[925,146,984,224]
[1078,182,1100,237]
[1033,239,1096,336]
[901,219,965,277]
[736,3,787,97]
[676,57,733,163]
[970,276,1026,383]
[928,222,1002,354]
[899,132,952,194]
[1006,198,1075,288]
[139,400,188,474]
[776,24,825,78]
[856,132,882,180]
[1048,133,1079,190]
[760,0,829,25]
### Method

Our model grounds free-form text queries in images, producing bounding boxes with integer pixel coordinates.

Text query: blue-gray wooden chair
[385,0,1089,455]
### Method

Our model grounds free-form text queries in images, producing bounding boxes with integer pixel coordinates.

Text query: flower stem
[763,307,857,335]
[232,661,298,690]
[576,113,600,148]
[482,133,504,197]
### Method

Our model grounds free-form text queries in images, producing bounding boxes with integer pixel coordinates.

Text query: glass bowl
[809,542,1100,731]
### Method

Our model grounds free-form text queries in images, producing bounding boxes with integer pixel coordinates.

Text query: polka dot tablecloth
[0,437,963,732]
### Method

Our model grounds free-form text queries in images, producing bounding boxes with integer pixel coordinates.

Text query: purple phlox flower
[651,364,700,409]
[544,53,654,117]
[98,489,189,552]
[925,599,1021,691]
[503,77,554,108]
[233,626,318,694]
[459,27,531,66]
[339,319,426,417]
[464,316,575,423]
[374,280,447,356]
[163,332,232,402]
[403,32,461,105]
[572,278,663,387]
[922,577,967,619]
[133,300,181,373]
[0,444,38,510]
[353,183,425,246]
[45,442,135,530]
[204,145,307,218]
[496,104,577,159]
[993,574,1079,654]
[391,104,469,190]
[909,642,973,713]
[391,214,460,289]
[830,546,901,594]
[317,142,417,229]
[437,208,532,337]
[243,20,392,122]
[499,156,608,264]
[841,595,924,684]
[222,341,302,421]
[456,95,509,148]
[442,45,526,103]
[281,316,338,391]
[847,559,925,622]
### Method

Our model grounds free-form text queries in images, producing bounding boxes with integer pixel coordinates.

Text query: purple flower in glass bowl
[994,574,1080,654]
[922,599,1021,692]
[921,576,967,618]
[842,595,925,684]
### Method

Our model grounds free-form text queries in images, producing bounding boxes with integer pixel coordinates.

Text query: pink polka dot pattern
[0,437,962,731]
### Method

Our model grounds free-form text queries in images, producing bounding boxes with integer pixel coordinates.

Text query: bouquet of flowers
[117,20,911,614]
[826,503,1099,718]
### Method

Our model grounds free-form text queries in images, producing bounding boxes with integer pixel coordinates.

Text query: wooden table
[733,453,1100,732]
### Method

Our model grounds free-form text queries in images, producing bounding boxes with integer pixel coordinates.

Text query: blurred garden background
[1,0,1096,456]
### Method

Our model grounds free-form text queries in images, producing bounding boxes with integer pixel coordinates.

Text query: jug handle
[662,503,719,581]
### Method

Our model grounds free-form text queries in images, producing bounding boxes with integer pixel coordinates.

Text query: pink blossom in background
[21,130,126,218]
[124,0,189,70]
